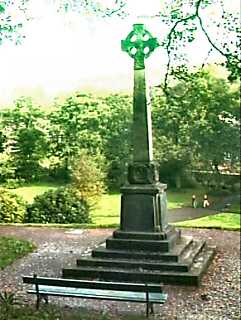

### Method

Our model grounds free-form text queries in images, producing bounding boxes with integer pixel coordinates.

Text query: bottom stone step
[63,245,215,286]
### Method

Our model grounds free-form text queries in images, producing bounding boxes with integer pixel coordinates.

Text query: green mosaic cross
[121,24,159,70]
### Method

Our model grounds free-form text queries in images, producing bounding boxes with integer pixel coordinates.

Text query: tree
[49,93,132,188]
[12,127,48,179]
[151,69,240,188]
[159,0,240,88]
[49,94,106,176]
[1,97,49,180]
[70,149,106,207]
[190,72,240,171]
[101,94,132,188]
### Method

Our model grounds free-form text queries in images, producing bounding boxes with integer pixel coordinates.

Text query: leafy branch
[57,0,127,18]
[0,0,30,45]
[162,0,240,93]
[104,0,127,17]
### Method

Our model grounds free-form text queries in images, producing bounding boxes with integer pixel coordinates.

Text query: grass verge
[1,212,240,231]
[0,237,35,269]
[174,212,240,231]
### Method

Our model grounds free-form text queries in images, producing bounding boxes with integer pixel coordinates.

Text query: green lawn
[12,182,60,203]
[0,237,35,270]
[10,184,209,210]
[174,212,240,230]
[8,185,199,225]
[2,184,240,230]
[91,189,222,226]
[91,193,120,225]
[91,192,186,226]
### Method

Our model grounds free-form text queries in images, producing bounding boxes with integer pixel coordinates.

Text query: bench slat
[23,276,163,293]
[28,285,168,303]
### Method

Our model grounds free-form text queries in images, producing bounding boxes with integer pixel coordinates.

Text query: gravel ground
[0,226,240,320]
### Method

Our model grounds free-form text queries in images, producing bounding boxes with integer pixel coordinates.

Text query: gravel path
[0,226,240,319]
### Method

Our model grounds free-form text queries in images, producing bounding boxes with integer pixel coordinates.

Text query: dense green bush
[0,188,26,223]
[25,187,91,224]
[3,178,25,189]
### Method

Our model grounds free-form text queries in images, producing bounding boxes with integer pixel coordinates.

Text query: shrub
[70,150,106,206]
[3,178,25,189]
[0,188,26,223]
[25,187,91,224]
[0,289,20,316]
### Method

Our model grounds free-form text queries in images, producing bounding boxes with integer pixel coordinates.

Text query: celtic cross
[121,24,159,70]
[122,24,159,163]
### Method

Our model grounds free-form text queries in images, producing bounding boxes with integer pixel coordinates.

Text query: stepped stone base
[63,225,215,286]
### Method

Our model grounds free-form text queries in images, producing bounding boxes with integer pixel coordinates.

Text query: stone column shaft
[133,68,153,162]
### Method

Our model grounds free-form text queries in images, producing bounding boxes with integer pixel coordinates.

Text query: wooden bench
[22,275,168,317]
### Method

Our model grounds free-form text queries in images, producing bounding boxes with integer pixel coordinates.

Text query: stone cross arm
[121,24,160,70]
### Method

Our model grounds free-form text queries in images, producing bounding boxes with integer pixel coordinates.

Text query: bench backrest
[22,276,163,293]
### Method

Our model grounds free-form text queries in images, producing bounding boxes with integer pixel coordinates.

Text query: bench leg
[36,294,40,310]
[36,294,48,309]
[146,302,154,317]
[150,303,154,315]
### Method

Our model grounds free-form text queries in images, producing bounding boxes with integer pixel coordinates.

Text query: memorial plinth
[63,24,215,286]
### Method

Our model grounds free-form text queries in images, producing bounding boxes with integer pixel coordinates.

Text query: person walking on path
[192,194,197,208]
[203,194,210,208]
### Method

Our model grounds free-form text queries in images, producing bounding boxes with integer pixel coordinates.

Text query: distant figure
[203,194,210,208]
[192,194,197,208]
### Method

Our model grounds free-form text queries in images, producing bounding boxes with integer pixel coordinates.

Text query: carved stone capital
[127,162,159,184]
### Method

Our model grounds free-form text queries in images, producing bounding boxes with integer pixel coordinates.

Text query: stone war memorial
[63,24,216,286]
